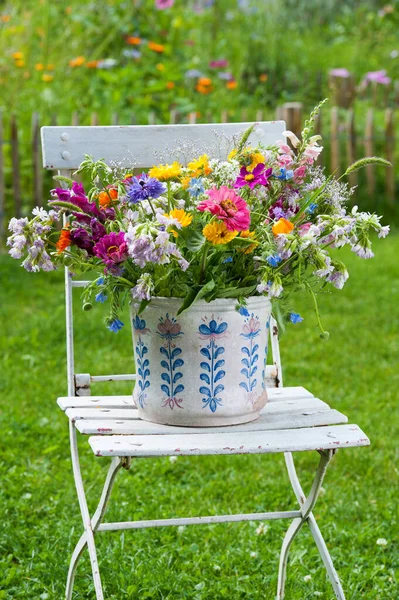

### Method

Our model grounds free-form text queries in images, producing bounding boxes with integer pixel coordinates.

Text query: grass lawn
[0,233,398,599]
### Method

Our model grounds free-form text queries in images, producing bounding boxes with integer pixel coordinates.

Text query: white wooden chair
[41,122,370,600]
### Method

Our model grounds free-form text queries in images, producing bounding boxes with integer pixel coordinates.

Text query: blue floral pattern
[239,313,260,403]
[133,315,151,409]
[262,318,271,390]
[198,318,228,413]
[157,314,185,409]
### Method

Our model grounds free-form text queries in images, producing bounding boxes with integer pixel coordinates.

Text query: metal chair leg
[66,423,127,599]
[277,450,345,600]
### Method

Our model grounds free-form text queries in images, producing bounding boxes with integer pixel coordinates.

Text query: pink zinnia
[197,186,250,231]
[155,0,174,9]
[93,232,128,269]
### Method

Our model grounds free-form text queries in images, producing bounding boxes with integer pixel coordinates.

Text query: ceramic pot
[130,296,271,427]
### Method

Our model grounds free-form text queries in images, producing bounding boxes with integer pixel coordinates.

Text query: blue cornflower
[238,306,250,317]
[95,291,108,303]
[275,167,294,181]
[266,254,282,268]
[107,318,124,333]
[126,173,166,204]
[188,177,204,198]
[96,277,104,285]
[289,313,304,324]
[223,256,233,263]
[306,203,318,214]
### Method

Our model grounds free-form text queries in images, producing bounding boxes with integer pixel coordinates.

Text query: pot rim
[130,294,271,311]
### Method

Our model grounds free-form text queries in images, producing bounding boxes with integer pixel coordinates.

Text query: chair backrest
[41,122,285,397]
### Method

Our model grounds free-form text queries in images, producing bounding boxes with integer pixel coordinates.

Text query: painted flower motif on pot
[261,318,270,390]
[157,315,185,409]
[133,315,151,408]
[198,317,228,413]
[240,313,261,403]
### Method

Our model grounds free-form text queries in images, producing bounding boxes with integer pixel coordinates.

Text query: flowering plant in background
[8,102,390,335]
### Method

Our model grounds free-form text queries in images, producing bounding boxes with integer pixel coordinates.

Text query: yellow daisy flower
[165,208,193,228]
[187,154,212,176]
[203,222,238,245]
[238,230,257,254]
[181,175,192,189]
[149,162,182,181]
[248,151,265,171]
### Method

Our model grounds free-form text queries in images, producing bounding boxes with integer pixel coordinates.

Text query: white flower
[250,551,257,558]
[378,225,390,239]
[376,538,388,546]
[304,574,312,582]
[283,130,301,148]
[169,456,178,463]
[256,523,269,535]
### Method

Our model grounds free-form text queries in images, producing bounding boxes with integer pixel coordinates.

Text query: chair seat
[57,386,369,457]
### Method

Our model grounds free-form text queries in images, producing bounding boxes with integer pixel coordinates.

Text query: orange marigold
[226,80,238,90]
[127,36,141,45]
[35,63,44,71]
[56,228,71,254]
[99,188,118,208]
[166,81,175,89]
[259,73,268,82]
[148,41,165,53]
[238,230,257,254]
[69,56,85,68]
[198,77,212,86]
[1,15,11,23]
[272,218,294,236]
[12,51,23,59]
[41,74,53,82]
[196,83,212,94]
[86,60,99,69]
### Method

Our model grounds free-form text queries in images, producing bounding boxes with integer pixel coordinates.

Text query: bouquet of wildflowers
[8,102,390,336]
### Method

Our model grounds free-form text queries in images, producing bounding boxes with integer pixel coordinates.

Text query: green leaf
[179,228,206,253]
[52,175,73,185]
[137,299,151,315]
[218,285,257,298]
[176,279,215,315]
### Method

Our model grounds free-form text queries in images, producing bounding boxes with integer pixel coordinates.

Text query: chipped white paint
[41,121,286,169]
[88,424,369,458]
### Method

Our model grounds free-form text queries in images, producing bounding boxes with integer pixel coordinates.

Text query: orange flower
[196,83,212,94]
[99,188,118,208]
[259,73,268,82]
[166,81,175,89]
[35,63,44,71]
[148,41,165,53]
[226,80,238,90]
[127,36,141,45]
[272,218,294,235]
[69,56,85,68]
[41,74,53,82]
[56,228,71,254]
[1,15,11,23]
[198,77,211,86]
[15,59,25,68]
[86,60,99,69]
[46,64,55,70]
[12,51,23,59]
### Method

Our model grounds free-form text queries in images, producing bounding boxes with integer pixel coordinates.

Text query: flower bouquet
[8,101,390,425]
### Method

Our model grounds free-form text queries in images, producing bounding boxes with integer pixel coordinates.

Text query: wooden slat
[330,106,340,174]
[89,424,370,457]
[10,114,22,217]
[57,386,314,411]
[75,409,347,436]
[31,112,43,207]
[0,108,4,245]
[41,122,286,169]
[365,109,375,195]
[282,102,302,139]
[66,396,329,423]
[385,108,395,205]
[346,108,357,187]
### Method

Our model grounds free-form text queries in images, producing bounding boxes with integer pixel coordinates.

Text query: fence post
[111,112,119,125]
[282,102,302,138]
[31,112,43,208]
[220,110,228,123]
[188,112,197,124]
[0,109,4,246]
[364,108,375,196]
[169,109,177,124]
[346,109,357,187]
[385,108,395,205]
[148,112,156,125]
[11,114,22,218]
[330,106,340,175]
[71,111,79,126]
[90,112,99,126]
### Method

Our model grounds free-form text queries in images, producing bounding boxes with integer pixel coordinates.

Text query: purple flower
[70,228,95,254]
[364,70,391,85]
[90,218,106,241]
[126,173,166,204]
[209,59,228,68]
[52,182,115,223]
[132,274,154,301]
[93,232,129,269]
[155,0,174,9]
[107,318,124,333]
[329,68,351,78]
[127,234,156,268]
[235,164,273,190]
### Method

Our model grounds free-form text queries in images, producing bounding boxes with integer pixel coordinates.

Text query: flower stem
[148,198,157,217]
[199,243,209,284]
[307,284,329,339]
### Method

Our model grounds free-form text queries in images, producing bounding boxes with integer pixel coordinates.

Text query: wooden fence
[0,103,397,245]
